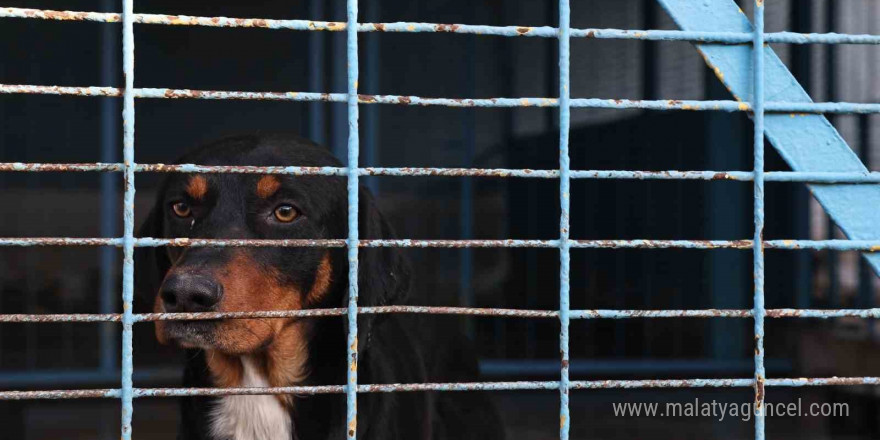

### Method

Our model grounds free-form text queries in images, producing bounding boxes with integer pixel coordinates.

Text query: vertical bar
[557,0,571,438]
[99,0,119,374]
[752,1,766,439]
[345,0,360,437]
[120,0,137,436]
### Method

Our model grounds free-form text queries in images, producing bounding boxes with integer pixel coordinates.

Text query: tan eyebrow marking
[186,175,208,200]
[256,175,281,199]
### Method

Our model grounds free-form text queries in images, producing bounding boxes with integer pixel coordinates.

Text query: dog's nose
[160,274,222,313]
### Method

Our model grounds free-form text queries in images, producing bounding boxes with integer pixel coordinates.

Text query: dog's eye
[171,202,191,218]
[273,204,299,223]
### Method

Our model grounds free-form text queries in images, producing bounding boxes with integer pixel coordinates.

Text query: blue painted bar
[752,2,767,438]
[6,83,880,114]
[0,237,878,251]
[14,306,880,324]
[657,0,880,276]
[345,0,360,437]
[15,306,880,324]
[9,376,880,401]
[557,0,571,438]
[6,162,880,183]
[2,7,880,45]
[119,0,136,436]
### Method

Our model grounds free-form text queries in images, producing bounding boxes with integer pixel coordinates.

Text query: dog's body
[136,134,503,440]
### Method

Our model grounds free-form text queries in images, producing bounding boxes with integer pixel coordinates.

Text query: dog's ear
[357,186,411,308]
[134,195,171,311]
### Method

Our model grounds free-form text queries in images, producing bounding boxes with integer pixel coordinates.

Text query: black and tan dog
[135,134,503,440]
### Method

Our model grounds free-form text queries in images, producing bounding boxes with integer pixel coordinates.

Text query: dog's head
[136,134,409,357]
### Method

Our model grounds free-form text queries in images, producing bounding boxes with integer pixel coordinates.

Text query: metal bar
[13,307,880,323]
[0,238,878,251]
[557,0,570,437]
[7,376,880,401]
[120,0,136,435]
[345,0,359,437]
[658,0,880,276]
[752,2,767,439]
[4,84,880,114]
[1,7,879,44]
[6,163,880,183]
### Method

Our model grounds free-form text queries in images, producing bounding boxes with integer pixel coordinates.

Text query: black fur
[136,134,504,440]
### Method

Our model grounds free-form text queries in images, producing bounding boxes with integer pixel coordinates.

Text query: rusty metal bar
[0,237,878,251]
[5,163,880,183]
[12,307,880,324]
[558,0,572,437]
[119,0,136,434]
[4,376,880,401]
[752,2,767,438]
[1,6,879,45]
[3,84,879,114]
[344,0,361,436]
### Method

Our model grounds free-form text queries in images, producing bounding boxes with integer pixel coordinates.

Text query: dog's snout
[160,274,222,313]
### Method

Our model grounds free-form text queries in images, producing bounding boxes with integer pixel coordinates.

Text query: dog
[135,134,504,440]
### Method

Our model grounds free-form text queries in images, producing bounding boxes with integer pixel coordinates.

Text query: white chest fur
[210,357,292,440]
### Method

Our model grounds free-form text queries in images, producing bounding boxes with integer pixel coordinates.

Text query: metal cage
[1,1,879,439]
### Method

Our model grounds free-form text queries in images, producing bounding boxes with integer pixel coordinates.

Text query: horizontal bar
[1,7,878,45]
[9,307,880,323]
[2,84,879,114]
[4,162,880,183]
[5,376,880,400]
[0,238,878,250]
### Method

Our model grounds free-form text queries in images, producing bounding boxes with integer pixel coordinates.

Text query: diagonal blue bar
[658,0,880,275]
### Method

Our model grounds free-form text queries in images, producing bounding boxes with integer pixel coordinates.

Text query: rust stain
[754,376,765,407]
[358,94,377,103]
[516,27,532,35]
[373,23,385,31]
[434,24,461,32]
[397,96,412,105]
